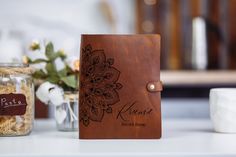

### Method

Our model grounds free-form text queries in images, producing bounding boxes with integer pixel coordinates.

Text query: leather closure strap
[146,81,163,92]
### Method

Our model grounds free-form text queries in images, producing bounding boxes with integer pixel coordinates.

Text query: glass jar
[0,63,34,136]
[55,91,78,131]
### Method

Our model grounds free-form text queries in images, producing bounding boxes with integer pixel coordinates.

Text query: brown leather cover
[79,34,162,139]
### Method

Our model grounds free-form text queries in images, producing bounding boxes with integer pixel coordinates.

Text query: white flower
[66,56,80,71]
[55,107,67,124]
[48,86,64,106]
[36,82,56,104]
[22,56,30,64]
[27,39,47,72]
[29,40,40,50]
[36,81,65,106]
[55,57,65,71]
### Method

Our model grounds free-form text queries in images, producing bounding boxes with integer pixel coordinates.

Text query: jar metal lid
[0,63,33,75]
[0,63,29,68]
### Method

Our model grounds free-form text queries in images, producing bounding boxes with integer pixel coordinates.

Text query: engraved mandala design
[80,44,123,126]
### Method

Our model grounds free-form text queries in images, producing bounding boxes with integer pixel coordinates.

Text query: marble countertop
[1,119,236,157]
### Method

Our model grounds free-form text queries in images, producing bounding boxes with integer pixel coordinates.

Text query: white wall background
[0,0,210,119]
[0,0,136,62]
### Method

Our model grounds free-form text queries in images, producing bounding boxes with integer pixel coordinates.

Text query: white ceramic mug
[210,88,236,133]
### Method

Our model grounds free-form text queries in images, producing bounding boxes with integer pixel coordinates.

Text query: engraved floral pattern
[80,44,122,126]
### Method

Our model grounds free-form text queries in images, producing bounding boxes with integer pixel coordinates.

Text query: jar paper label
[0,93,27,116]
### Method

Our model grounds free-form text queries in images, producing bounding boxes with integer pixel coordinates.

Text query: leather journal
[79,34,162,139]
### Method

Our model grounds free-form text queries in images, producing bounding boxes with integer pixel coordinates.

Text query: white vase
[210,88,236,133]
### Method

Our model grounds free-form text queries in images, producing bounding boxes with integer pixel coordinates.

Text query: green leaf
[45,42,67,61]
[44,62,59,84]
[45,42,54,60]
[58,68,67,77]
[61,75,77,89]
[31,59,48,64]
[32,70,47,79]
[47,75,60,84]
[46,63,57,74]
[51,51,65,61]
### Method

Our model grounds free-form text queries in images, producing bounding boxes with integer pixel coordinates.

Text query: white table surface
[1,119,236,157]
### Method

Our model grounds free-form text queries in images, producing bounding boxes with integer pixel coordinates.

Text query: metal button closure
[146,81,163,92]
[149,84,155,90]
